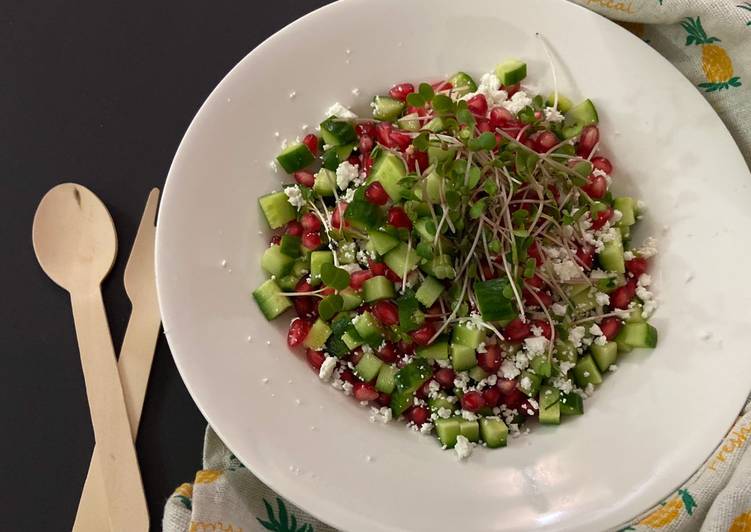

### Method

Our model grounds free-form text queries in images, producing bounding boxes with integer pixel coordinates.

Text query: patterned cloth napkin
[164,2,751,530]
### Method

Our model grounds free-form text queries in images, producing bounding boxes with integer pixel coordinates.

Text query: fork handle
[73,302,159,532]
[69,289,149,532]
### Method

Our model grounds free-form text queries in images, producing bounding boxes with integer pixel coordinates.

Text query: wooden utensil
[73,188,161,532]
[32,183,149,532]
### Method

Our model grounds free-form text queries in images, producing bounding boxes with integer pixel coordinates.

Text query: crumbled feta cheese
[419,422,434,434]
[559,361,575,374]
[326,102,357,120]
[520,375,532,392]
[551,376,574,394]
[284,185,305,209]
[355,249,370,267]
[461,72,508,106]
[609,364,618,372]
[351,87,360,96]
[318,357,337,381]
[453,372,470,391]
[611,210,623,223]
[530,325,543,337]
[427,380,441,398]
[369,406,393,423]
[638,274,652,287]
[437,407,452,419]
[589,324,603,336]
[524,336,549,357]
[624,251,635,261]
[502,90,533,115]
[553,260,583,282]
[544,106,565,123]
[461,410,478,421]
[340,263,362,274]
[336,161,359,190]
[592,168,609,179]
[501,359,521,380]
[594,335,608,346]
[476,342,487,353]
[569,326,586,347]
[454,435,473,460]
[595,292,610,306]
[551,303,567,316]
[436,359,452,368]
[342,187,357,203]
[514,350,530,370]
[637,237,658,258]
[342,381,353,396]
[269,160,278,173]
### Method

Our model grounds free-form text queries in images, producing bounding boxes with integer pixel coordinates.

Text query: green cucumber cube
[459,419,480,442]
[340,288,363,311]
[397,292,424,333]
[495,59,527,86]
[616,322,658,348]
[415,276,444,308]
[342,328,364,350]
[428,392,454,412]
[468,366,488,382]
[314,169,336,197]
[613,197,636,226]
[545,92,573,113]
[448,72,477,96]
[375,364,397,394]
[560,393,584,415]
[479,417,508,448]
[435,417,461,448]
[450,343,477,371]
[520,370,542,397]
[353,311,382,341]
[451,323,483,348]
[362,276,396,303]
[416,340,449,360]
[355,352,384,382]
[574,355,603,388]
[562,99,599,139]
[598,230,625,273]
[372,95,405,122]
[261,245,295,277]
[555,339,578,364]
[591,341,618,373]
[258,191,296,229]
[539,385,561,425]
[320,116,357,146]
[309,251,334,286]
[474,278,516,322]
[370,230,400,255]
[530,355,552,378]
[279,235,302,258]
[303,319,332,350]
[252,279,292,320]
[383,242,419,279]
[368,151,406,202]
[276,142,314,173]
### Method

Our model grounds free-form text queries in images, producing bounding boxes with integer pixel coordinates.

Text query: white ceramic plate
[156,1,751,530]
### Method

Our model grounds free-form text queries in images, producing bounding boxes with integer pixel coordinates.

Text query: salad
[253,59,658,459]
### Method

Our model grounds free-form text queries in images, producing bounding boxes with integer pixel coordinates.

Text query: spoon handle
[73,303,160,532]
[70,288,149,532]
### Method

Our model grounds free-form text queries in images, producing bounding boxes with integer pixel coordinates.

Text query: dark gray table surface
[1,1,331,529]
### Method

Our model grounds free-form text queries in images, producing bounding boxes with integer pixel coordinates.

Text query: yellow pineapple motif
[730,512,751,532]
[681,17,742,92]
[195,469,223,484]
[638,489,697,528]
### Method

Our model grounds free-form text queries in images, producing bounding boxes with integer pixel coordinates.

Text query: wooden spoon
[73,188,161,532]
[32,183,149,532]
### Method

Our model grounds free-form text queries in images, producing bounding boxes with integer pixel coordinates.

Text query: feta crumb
[220,259,227,268]
[595,292,610,306]
[284,185,305,209]
[638,274,652,287]
[569,326,586,347]
[461,410,478,421]
[369,406,393,423]
[318,357,337,381]
[553,260,583,282]
[335,161,359,190]
[476,342,487,353]
[342,187,357,203]
[427,380,441,398]
[544,106,564,123]
[530,325,543,337]
[520,375,532,392]
[454,435,473,460]
[502,90,533,115]
[624,251,635,261]
[609,364,618,372]
[589,324,603,336]
[637,237,658,259]
[611,209,623,223]
[351,87,360,96]
[269,160,278,173]
[594,335,608,346]
[551,303,567,316]
[453,372,470,391]
[325,102,357,120]
[288,90,296,99]
[419,422,434,434]
[501,359,521,379]
[437,407,452,419]
[524,336,549,357]
[461,72,507,106]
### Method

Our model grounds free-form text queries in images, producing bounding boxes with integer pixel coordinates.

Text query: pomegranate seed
[293,280,317,319]
[339,369,356,384]
[525,289,553,308]
[347,155,360,167]
[576,245,594,270]
[389,82,415,102]
[365,182,389,205]
[527,275,544,289]
[373,300,399,326]
[531,319,553,339]
[534,110,543,120]
[434,368,456,389]
[583,174,607,200]
[293,170,315,188]
[505,83,521,97]
[353,382,379,401]
[376,392,391,407]
[407,105,427,117]
[397,339,414,355]
[377,342,398,363]
[302,133,319,156]
[625,257,648,277]
[306,349,326,371]
[356,122,376,138]
[527,242,544,266]
[431,80,452,91]
[388,206,412,229]
[369,260,387,276]
[269,235,281,245]
[406,150,429,173]
[489,107,515,129]
[301,232,321,250]
[389,130,412,151]
[591,156,613,175]
[577,125,599,157]
[300,212,321,232]
[535,131,559,153]
[350,349,365,366]
[410,323,435,346]
[483,386,502,408]
[406,405,431,426]
[501,388,526,410]
[331,202,348,229]
[600,317,622,341]
[592,207,613,230]
[610,280,637,309]
[467,94,488,117]
[375,122,394,147]
[461,391,485,412]
[360,152,374,175]
[416,379,433,399]
[384,266,401,283]
[476,118,492,133]
[497,378,517,395]
[523,138,537,150]
[477,344,502,373]
[350,270,374,290]
[480,262,497,280]
[359,135,374,154]
[285,221,303,236]
[504,318,531,342]
[287,318,312,348]
[520,399,539,416]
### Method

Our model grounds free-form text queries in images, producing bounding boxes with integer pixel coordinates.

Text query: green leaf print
[257,497,314,532]
[679,488,698,515]
[739,3,751,26]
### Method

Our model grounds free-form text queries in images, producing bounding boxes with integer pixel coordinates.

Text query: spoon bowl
[32,183,117,292]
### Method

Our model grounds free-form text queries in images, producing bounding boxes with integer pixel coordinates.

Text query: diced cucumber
[261,245,295,277]
[320,116,357,146]
[375,364,397,394]
[468,365,489,382]
[344,199,383,230]
[448,72,477,96]
[391,358,433,416]
[539,385,561,425]
[415,276,444,308]
[370,230,400,255]
[313,169,336,197]
[303,319,332,350]
[342,328,364,350]
[451,323,483,348]
[340,288,363,311]
[372,95,405,122]
[545,93,573,113]
[414,218,437,242]
[397,292,424,333]
[416,340,449,360]
[598,230,625,273]
[595,272,625,294]
[321,148,340,171]
[277,272,302,291]
[423,170,443,204]
[362,276,396,303]
[383,242,419,279]
[429,392,454,412]
[479,417,508,448]
[420,254,456,280]
[626,306,645,323]
[450,343,477,371]
[520,370,541,397]
[397,113,421,132]
[353,311,382,341]
[474,278,516,322]
[530,355,552,378]
[356,352,384,382]
[252,279,292,320]
[561,99,599,139]
[555,339,578,364]
[591,341,618,373]
[258,191,297,229]
[276,142,315,173]
[279,235,301,258]
[614,197,636,226]
[459,419,480,442]
[309,251,334,286]
[495,59,527,86]
[574,355,603,388]
[427,145,456,166]
[424,117,448,133]
[368,151,406,202]
[560,393,584,416]
[616,322,658,348]
[326,316,355,358]
[435,417,461,448]
[620,225,631,241]
[571,288,597,313]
